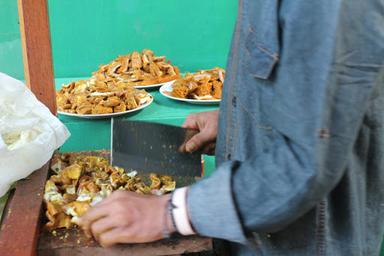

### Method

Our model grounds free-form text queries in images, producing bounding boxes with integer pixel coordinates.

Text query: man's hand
[78,191,174,248]
[180,110,219,154]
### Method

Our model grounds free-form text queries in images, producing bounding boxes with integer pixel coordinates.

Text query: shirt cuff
[186,161,249,244]
[171,187,196,236]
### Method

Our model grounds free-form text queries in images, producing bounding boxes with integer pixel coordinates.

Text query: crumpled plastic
[0,72,70,196]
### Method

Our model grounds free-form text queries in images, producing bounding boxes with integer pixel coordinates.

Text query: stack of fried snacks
[44,156,176,230]
[93,49,180,86]
[171,67,225,100]
[56,79,152,114]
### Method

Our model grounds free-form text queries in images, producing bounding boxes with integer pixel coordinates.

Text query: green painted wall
[0,0,237,79]
[0,0,24,79]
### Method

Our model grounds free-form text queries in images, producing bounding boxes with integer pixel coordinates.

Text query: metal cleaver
[111,119,203,184]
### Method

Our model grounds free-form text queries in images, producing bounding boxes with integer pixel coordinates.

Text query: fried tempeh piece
[131,51,143,69]
[92,104,113,114]
[212,80,223,99]
[149,62,163,77]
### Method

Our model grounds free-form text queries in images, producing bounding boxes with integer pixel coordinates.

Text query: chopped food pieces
[171,67,225,100]
[44,155,176,230]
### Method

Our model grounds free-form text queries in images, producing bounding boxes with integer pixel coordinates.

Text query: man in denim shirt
[80,0,384,255]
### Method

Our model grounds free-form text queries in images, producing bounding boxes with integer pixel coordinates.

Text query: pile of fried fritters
[56,79,152,114]
[171,67,225,100]
[93,49,180,86]
[56,49,180,115]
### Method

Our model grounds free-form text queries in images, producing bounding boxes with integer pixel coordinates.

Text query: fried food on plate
[56,80,152,115]
[171,67,225,100]
[93,49,180,86]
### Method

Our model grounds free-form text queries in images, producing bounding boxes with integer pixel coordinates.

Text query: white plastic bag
[0,73,70,196]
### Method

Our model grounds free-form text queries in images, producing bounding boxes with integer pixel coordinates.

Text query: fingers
[98,227,129,248]
[91,216,122,240]
[91,217,119,240]
[78,202,111,236]
[185,131,213,153]
[98,225,162,247]
[179,129,199,153]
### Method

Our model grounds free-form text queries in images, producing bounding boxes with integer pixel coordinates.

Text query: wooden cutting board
[0,151,213,256]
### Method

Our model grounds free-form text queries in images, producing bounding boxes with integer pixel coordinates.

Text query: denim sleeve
[187,0,384,243]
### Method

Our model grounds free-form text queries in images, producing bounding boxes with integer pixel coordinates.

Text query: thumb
[185,132,212,153]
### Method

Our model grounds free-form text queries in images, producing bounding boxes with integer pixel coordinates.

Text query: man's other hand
[78,191,172,247]
[180,110,219,154]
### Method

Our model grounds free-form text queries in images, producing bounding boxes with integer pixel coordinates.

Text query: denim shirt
[187,0,384,255]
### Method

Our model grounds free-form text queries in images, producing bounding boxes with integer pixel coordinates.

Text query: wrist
[164,194,177,234]
[160,194,176,238]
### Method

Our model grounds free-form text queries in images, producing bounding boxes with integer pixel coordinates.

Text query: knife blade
[111,119,203,179]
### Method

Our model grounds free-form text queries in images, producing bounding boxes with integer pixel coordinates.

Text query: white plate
[159,82,221,105]
[133,80,176,89]
[58,95,153,119]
